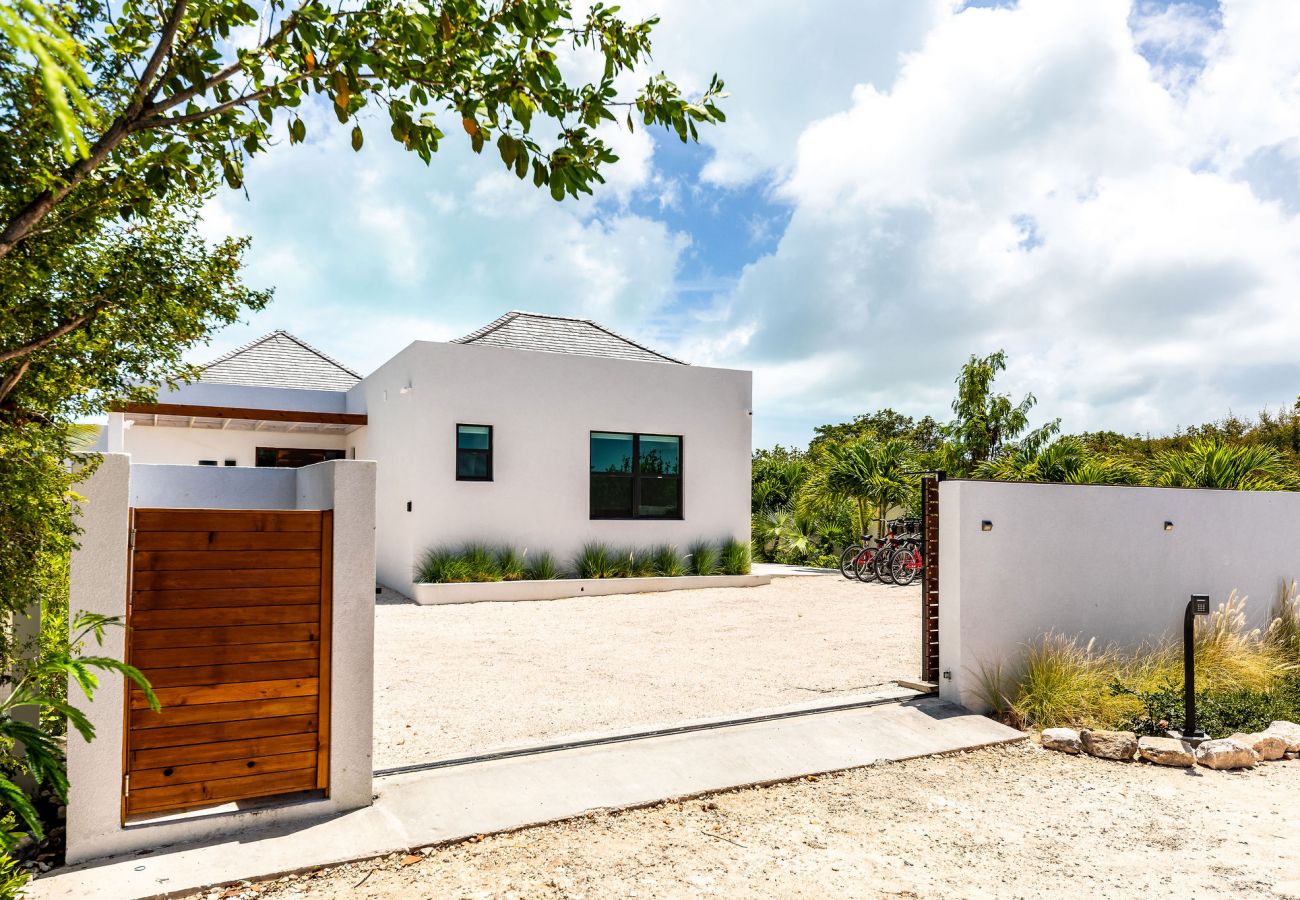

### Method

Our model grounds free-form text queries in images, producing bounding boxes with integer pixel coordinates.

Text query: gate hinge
[129,528,137,549]
[123,774,130,796]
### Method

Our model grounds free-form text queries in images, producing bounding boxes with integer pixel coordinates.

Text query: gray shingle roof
[453,311,686,365]
[199,331,362,391]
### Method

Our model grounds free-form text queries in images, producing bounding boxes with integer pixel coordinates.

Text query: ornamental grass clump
[688,540,721,576]
[1007,633,1142,730]
[574,542,619,578]
[414,546,461,583]
[524,551,565,581]
[989,591,1298,735]
[648,544,687,577]
[460,543,503,582]
[719,538,751,575]
[1266,581,1300,670]
[496,546,526,582]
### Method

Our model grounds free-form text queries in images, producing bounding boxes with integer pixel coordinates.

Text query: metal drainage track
[373,692,916,778]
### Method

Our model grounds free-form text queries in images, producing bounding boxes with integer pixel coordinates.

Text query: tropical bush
[977,591,1300,736]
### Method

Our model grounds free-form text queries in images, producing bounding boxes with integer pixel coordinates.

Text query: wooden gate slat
[126,767,318,815]
[131,750,319,790]
[131,641,320,669]
[133,567,321,591]
[129,714,320,751]
[131,623,319,650]
[131,604,320,630]
[131,677,320,710]
[132,696,318,730]
[133,549,322,571]
[139,659,319,689]
[124,506,330,820]
[134,531,322,552]
[134,509,320,532]
[130,732,318,770]
[131,585,321,610]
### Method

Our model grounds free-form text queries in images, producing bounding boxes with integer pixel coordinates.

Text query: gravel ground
[235,743,1300,899]
[374,575,918,767]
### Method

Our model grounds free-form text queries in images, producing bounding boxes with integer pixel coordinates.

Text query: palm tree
[977,436,1140,485]
[798,438,914,538]
[1147,439,1299,491]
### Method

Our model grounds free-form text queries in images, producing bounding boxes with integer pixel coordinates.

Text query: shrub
[497,546,526,581]
[648,544,687,577]
[524,551,565,581]
[994,592,1296,736]
[414,547,458,583]
[1009,634,1142,730]
[416,543,506,583]
[574,542,619,578]
[719,538,751,575]
[1267,581,1300,669]
[688,540,720,576]
[460,543,503,582]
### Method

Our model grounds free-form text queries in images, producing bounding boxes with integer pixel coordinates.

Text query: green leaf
[351,126,364,151]
[0,777,42,841]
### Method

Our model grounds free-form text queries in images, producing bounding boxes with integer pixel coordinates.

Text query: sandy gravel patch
[245,743,1300,899]
[374,575,919,767]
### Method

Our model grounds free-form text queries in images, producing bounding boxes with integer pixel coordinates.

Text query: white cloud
[200,97,688,373]
[690,0,1300,446]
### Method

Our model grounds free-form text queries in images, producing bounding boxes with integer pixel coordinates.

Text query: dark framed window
[456,424,493,481]
[255,447,345,468]
[590,432,682,519]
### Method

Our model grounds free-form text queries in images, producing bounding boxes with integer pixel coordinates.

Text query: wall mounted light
[1164,521,1174,532]
[980,520,993,532]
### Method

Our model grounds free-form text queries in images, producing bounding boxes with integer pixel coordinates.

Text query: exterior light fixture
[1170,593,1211,745]
[1164,521,1174,531]
[980,520,993,532]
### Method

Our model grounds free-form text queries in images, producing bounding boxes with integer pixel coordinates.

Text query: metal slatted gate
[123,508,332,819]
[920,476,941,682]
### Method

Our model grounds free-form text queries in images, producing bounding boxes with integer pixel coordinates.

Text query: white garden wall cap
[199,330,362,391]
[452,310,687,365]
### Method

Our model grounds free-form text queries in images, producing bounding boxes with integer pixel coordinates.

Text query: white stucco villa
[104,312,753,594]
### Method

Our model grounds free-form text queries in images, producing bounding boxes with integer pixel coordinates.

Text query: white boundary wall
[66,454,376,864]
[412,573,772,605]
[938,479,1300,710]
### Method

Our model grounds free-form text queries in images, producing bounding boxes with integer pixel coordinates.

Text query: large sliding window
[456,424,493,481]
[590,432,682,519]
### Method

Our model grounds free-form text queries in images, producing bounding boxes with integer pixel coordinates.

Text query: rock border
[1036,720,1300,771]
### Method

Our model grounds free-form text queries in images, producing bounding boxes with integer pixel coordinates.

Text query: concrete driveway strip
[31,696,1023,900]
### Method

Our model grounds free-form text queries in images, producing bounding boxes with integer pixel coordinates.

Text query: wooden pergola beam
[116,402,367,427]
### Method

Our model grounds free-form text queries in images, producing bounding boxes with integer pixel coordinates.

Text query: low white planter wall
[412,574,772,605]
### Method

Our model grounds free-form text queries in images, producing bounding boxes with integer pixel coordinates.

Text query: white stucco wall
[130,463,298,508]
[65,455,377,865]
[354,341,753,594]
[938,479,1300,710]
[122,422,348,468]
[155,380,351,413]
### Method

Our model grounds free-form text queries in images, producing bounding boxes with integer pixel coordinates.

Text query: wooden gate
[123,508,332,818]
[920,476,940,682]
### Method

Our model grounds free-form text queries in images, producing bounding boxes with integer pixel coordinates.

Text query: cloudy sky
[201,0,1300,449]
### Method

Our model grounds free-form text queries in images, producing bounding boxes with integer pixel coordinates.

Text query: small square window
[457,424,493,481]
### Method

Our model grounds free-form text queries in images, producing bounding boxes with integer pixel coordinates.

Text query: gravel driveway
[373,575,919,768]
[251,742,1300,899]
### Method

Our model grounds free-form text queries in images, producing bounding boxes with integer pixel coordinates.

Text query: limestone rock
[1080,729,1138,761]
[1137,736,1195,767]
[1265,720,1300,752]
[1041,728,1082,754]
[1195,738,1259,770]
[1230,732,1288,761]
